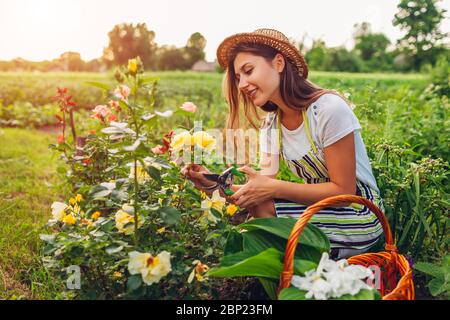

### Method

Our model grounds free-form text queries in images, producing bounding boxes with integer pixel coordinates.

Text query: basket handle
[278,194,397,293]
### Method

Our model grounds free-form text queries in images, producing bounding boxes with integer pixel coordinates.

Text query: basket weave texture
[278,195,415,300]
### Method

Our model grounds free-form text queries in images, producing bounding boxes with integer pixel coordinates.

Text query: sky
[0,0,449,62]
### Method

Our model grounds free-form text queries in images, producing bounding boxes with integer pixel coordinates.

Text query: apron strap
[277,108,318,159]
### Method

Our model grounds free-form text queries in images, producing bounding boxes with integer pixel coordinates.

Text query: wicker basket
[278,195,414,300]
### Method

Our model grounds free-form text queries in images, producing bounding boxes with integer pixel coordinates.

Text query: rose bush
[41,58,248,299]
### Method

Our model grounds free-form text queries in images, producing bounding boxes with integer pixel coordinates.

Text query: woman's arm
[271,132,356,205]
[225,151,278,201]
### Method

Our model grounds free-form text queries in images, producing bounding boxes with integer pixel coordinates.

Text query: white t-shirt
[259,93,380,193]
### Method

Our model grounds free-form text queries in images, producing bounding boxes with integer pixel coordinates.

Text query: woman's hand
[181,164,217,193]
[229,166,277,208]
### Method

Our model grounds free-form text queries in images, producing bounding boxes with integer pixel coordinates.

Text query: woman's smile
[248,88,258,100]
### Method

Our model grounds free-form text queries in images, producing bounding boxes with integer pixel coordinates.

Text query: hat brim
[216,32,308,79]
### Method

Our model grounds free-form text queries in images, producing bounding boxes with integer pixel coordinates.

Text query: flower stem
[133,74,139,247]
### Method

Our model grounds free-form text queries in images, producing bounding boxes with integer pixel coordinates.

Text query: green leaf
[230,166,245,177]
[238,217,330,252]
[338,289,379,300]
[242,229,322,262]
[84,81,110,91]
[93,189,112,199]
[140,76,160,85]
[428,278,446,297]
[210,208,222,221]
[159,207,181,225]
[105,245,124,255]
[224,229,243,255]
[279,287,379,300]
[56,166,67,174]
[278,287,308,300]
[208,248,317,279]
[39,234,56,244]
[147,166,162,182]
[174,109,195,118]
[206,230,224,241]
[119,100,129,111]
[414,262,445,279]
[223,189,234,196]
[258,278,278,300]
[207,248,283,279]
[127,274,143,292]
[99,220,115,232]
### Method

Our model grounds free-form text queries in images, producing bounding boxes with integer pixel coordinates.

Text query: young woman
[182,29,383,259]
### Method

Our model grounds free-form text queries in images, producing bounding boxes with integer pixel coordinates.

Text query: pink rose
[91,105,110,119]
[180,102,197,113]
[108,100,120,111]
[114,85,130,101]
[151,145,166,154]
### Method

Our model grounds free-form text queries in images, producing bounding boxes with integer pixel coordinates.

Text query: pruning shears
[202,166,245,196]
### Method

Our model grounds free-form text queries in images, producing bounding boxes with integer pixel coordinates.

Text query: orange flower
[188,260,209,283]
[57,134,64,144]
[108,114,117,122]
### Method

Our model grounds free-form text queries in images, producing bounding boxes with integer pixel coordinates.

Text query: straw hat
[216,28,308,79]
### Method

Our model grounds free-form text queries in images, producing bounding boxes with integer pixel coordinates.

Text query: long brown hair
[223,42,341,131]
[221,42,346,164]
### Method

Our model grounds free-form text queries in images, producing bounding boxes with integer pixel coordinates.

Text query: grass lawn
[0,128,65,299]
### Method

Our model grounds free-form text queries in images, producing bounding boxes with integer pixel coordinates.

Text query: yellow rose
[157,227,166,234]
[129,165,151,184]
[76,194,83,202]
[51,202,68,221]
[200,190,226,224]
[69,197,76,206]
[170,131,193,152]
[193,131,216,151]
[128,59,137,73]
[226,204,239,217]
[128,251,172,285]
[91,211,101,221]
[72,204,81,215]
[115,210,143,235]
[63,214,76,225]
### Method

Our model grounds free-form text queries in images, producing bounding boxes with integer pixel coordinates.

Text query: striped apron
[273,109,384,259]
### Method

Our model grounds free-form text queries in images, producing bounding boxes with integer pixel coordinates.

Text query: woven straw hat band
[217,28,308,79]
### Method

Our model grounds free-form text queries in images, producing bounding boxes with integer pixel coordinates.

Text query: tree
[328,47,363,72]
[103,23,157,69]
[353,22,393,71]
[156,45,190,71]
[393,0,448,70]
[184,32,206,68]
[305,39,332,71]
[59,52,86,71]
[85,58,106,72]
